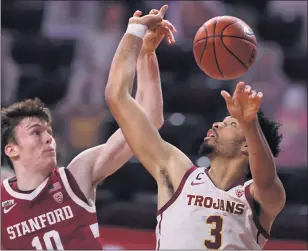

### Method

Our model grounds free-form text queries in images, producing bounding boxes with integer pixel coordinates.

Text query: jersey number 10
[32,230,64,250]
[204,215,223,249]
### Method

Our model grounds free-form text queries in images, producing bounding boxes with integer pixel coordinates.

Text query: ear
[240,143,249,156]
[4,143,19,159]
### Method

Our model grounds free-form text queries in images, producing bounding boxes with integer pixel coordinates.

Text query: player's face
[199,116,246,158]
[12,117,57,172]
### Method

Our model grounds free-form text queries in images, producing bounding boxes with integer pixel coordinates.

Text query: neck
[14,164,54,191]
[208,156,247,190]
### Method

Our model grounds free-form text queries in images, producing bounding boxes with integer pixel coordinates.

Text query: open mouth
[206,129,216,138]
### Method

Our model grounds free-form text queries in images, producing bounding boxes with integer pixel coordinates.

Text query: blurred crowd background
[1,0,307,249]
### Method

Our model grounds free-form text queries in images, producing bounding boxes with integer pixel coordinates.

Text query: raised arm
[222,82,286,227]
[105,6,193,180]
[66,8,177,198]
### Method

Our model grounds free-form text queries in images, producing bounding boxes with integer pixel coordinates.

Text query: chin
[198,141,215,156]
[44,157,57,169]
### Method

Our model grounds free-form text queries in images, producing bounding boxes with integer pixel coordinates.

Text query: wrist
[240,117,259,132]
[139,48,156,56]
[137,49,156,67]
[125,23,148,40]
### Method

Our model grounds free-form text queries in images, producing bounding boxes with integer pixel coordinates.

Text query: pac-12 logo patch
[235,189,244,198]
[53,192,63,204]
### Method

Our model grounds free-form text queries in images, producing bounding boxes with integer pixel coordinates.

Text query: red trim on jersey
[157,213,163,250]
[244,183,270,239]
[156,166,197,216]
[64,168,89,204]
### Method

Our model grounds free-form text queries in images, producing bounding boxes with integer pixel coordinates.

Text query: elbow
[155,115,164,129]
[105,86,116,107]
[154,101,165,129]
[105,81,123,106]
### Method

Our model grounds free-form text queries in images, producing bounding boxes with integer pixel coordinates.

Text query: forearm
[242,118,277,187]
[135,50,164,128]
[106,34,143,99]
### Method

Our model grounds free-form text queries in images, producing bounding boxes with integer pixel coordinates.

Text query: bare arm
[242,118,285,221]
[105,31,192,180]
[222,82,286,230]
[136,49,164,127]
[67,31,166,198]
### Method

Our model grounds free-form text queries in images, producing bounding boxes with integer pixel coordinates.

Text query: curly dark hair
[246,110,283,178]
[1,98,52,169]
[257,110,283,157]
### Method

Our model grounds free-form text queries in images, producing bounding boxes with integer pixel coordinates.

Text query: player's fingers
[168,29,175,43]
[244,85,251,94]
[221,90,233,105]
[150,9,159,15]
[158,5,168,19]
[161,20,177,33]
[155,26,173,44]
[165,28,175,44]
[133,10,142,17]
[158,25,175,43]
[254,92,263,109]
[234,81,245,95]
[257,92,263,99]
[249,90,257,98]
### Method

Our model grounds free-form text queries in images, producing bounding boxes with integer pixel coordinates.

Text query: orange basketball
[193,16,258,80]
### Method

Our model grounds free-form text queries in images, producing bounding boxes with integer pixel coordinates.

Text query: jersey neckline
[3,174,50,201]
[204,167,247,191]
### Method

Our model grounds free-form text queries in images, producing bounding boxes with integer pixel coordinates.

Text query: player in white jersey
[105,4,286,249]
[156,167,269,249]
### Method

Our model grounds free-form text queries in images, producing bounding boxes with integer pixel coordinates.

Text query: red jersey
[1,167,103,250]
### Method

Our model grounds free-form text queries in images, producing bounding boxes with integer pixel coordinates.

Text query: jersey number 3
[32,230,64,250]
[204,215,223,249]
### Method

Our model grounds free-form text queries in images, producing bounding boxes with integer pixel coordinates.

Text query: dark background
[1,0,307,247]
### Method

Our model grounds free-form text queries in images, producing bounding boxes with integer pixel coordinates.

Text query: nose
[45,132,53,144]
[212,122,221,130]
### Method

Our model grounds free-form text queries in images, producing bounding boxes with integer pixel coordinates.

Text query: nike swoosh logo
[191,181,206,186]
[3,203,17,214]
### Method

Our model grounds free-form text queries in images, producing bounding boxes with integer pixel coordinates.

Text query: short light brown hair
[1,98,52,168]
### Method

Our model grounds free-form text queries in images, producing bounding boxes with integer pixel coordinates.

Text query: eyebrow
[27,123,51,131]
[223,117,238,124]
[27,123,41,129]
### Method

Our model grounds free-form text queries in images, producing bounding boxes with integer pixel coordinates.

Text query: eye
[32,130,40,135]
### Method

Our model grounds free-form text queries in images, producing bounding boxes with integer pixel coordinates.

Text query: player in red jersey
[1,12,176,250]
[105,5,286,249]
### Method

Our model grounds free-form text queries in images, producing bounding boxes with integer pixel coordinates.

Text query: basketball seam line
[213,18,224,78]
[199,25,208,66]
[195,19,239,46]
[220,37,249,70]
[220,21,249,70]
[194,35,257,47]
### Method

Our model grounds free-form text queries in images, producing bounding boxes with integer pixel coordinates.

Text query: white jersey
[155,166,269,250]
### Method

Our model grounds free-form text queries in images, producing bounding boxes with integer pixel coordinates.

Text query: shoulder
[56,167,89,205]
[180,165,207,187]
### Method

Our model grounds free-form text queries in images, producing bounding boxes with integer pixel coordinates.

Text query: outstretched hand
[129,5,168,29]
[221,82,263,124]
[142,9,176,53]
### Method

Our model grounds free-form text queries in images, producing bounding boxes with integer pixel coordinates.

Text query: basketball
[193,16,258,80]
